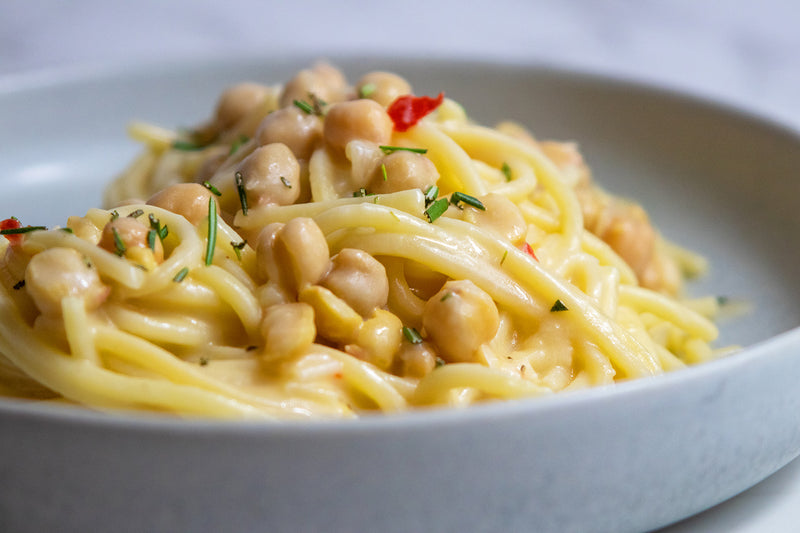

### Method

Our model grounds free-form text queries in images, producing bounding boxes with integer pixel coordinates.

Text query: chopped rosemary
[112,228,126,257]
[0,225,46,235]
[12,280,24,290]
[293,99,315,115]
[235,171,249,215]
[127,209,144,219]
[402,326,423,344]
[550,299,568,312]
[381,163,388,181]
[202,181,222,196]
[147,229,157,251]
[425,198,448,222]
[359,83,377,98]
[231,240,247,261]
[173,267,189,282]
[172,140,205,151]
[205,197,217,266]
[280,176,292,188]
[424,185,439,206]
[501,161,512,182]
[379,145,428,155]
[229,134,249,155]
[309,93,327,115]
[148,214,168,241]
[450,191,485,211]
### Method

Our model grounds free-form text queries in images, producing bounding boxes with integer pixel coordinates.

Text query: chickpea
[260,302,316,360]
[147,183,216,225]
[355,71,412,107]
[596,203,656,280]
[25,247,109,316]
[461,193,527,245]
[235,143,301,208]
[368,150,439,194]
[298,284,362,344]
[395,340,438,378]
[347,309,403,370]
[255,107,322,160]
[99,216,164,270]
[422,280,499,363]
[256,218,331,295]
[279,63,348,109]
[323,99,393,153]
[320,248,389,318]
[214,82,269,130]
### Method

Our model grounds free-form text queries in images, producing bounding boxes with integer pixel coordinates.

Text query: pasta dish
[0,63,728,419]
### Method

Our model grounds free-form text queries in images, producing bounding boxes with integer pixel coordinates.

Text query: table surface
[2,2,800,531]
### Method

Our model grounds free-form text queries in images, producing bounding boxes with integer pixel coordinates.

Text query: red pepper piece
[520,242,538,261]
[0,218,22,245]
[387,93,445,132]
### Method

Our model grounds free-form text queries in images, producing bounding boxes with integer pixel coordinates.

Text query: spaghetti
[0,64,727,419]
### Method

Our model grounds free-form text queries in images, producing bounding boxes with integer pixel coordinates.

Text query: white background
[2,1,800,531]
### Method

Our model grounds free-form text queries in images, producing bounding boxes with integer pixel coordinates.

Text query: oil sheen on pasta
[0,64,726,419]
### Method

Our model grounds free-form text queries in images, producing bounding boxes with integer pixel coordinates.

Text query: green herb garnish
[424,198,449,223]
[202,181,222,196]
[501,162,512,182]
[147,229,157,251]
[229,134,249,155]
[424,185,439,206]
[500,250,508,265]
[550,299,568,312]
[359,83,377,98]
[173,267,189,282]
[112,228,127,257]
[280,176,292,188]
[293,99,314,115]
[148,214,168,241]
[231,240,247,261]
[59,227,74,234]
[379,145,428,155]
[353,188,370,197]
[110,210,120,221]
[199,357,209,366]
[127,209,144,219]
[172,140,205,151]
[0,225,46,235]
[381,163,388,181]
[12,280,24,290]
[435,357,446,368]
[205,197,217,266]
[235,171,248,215]
[402,326,423,344]
[450,191,485,211]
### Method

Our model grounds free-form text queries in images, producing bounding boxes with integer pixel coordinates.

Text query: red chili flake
[387,93,445,132]
[520,242,538,261]
[0,218,22,245]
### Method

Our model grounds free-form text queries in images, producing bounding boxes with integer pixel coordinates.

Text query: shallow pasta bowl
[1,56,800,533]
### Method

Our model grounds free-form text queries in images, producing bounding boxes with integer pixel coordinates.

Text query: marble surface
[2,1,800,531]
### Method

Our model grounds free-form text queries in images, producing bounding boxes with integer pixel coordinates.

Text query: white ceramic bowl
[1,56,800,533]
